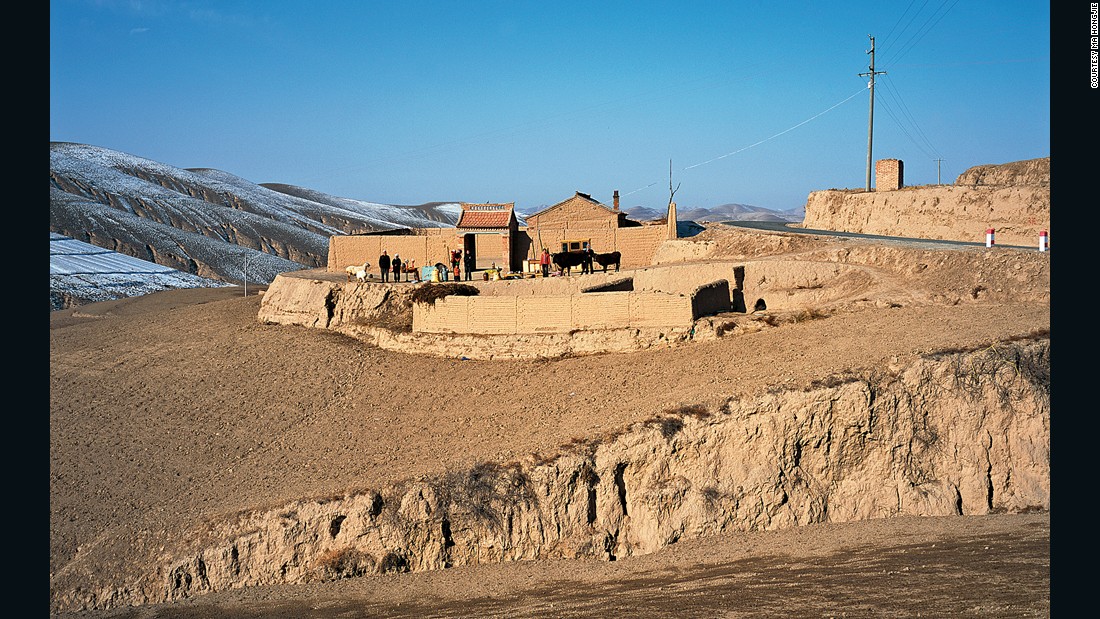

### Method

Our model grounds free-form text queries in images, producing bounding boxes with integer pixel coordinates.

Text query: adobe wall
[520,225,666,268]
[616,226,672,267]
[328,230,514,275]
[523,226,618,259]
[633,262,743,295]
[473,272,633,297]
[631,260,877,313]
[327,229,460,274]
[413,289,707,334]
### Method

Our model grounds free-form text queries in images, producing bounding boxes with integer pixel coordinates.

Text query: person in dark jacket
[392,254,403,282]
[463,250,475,281]
[378,250,391,282]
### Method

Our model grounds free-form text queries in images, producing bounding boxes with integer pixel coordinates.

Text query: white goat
[345,262,371,282]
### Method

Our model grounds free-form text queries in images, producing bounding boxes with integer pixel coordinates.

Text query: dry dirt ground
[50,229,1051,618]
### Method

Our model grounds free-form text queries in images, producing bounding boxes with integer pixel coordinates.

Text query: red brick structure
[875,159,904,191]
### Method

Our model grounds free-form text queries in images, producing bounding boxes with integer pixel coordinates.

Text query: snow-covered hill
[50,233,232,311]
[50,142,463,310]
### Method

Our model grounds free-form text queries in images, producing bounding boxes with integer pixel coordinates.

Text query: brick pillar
[875,159,903,191]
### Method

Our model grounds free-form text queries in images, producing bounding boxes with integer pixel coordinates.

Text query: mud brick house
[325,202,518,276]
[327,191,677,275]
[519,191,674,270]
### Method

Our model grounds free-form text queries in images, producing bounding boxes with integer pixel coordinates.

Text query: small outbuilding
[456,202,519,272]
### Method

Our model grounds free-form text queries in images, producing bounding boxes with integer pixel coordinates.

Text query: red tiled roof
[457,203,515,229]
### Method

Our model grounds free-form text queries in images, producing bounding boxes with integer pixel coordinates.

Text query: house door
[463,234,476,273]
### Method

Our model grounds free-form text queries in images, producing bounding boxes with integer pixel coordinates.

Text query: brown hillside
[955,156,1050,187]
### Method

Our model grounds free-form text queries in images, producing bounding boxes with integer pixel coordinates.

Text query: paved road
[716,220,1042,251]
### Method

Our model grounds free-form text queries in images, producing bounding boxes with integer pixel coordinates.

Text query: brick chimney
[613,190,620,212]
[875,159,904,191]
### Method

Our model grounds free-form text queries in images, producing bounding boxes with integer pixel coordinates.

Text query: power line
[619,86,866,198]
[880,0,923,52]
[880,0,933,57]
[877,76,942,159]
[882,0,962,66]
[298,60,782,185]
[876,94,938,160]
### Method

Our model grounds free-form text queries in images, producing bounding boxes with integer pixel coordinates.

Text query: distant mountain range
[620,203,804,223]
[49,142,802,310]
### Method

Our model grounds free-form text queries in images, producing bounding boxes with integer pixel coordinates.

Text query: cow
[551,251,586,275]
[593,251,621,273]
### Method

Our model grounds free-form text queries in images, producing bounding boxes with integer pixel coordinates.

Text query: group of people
[376,248,475,283]
[377,250,417,282]
[450,248,475,281]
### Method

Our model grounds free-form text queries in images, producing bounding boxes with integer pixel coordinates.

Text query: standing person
[378,250,391,282]
[463,249,475,281]
[539,248,551,278]
[451,249,462,281]
[581,245,593,275]
[392,254,403,282]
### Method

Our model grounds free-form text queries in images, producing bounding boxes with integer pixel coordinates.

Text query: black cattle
[551,251,586,275]
[593,251,621,272]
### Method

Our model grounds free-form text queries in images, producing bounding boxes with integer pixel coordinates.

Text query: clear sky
[50,1,1050,214]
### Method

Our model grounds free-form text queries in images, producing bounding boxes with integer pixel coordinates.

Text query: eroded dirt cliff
[52,339,1048,612]
[801,158,1050,247]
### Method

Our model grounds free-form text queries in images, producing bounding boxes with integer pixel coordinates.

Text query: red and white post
[1039,230,1048,252]
[986,228,995,248]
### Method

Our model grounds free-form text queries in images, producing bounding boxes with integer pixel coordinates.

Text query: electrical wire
[882,0,962,66]
[878,75,942,160]
[621,86,867,198]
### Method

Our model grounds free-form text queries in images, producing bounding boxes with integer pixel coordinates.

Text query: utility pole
[858,35,886,191]
[934,158,945,185]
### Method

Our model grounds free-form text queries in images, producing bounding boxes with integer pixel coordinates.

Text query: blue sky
[50,1,1050,213]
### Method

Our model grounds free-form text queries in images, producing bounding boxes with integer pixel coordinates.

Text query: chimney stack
[613,190,620,212]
